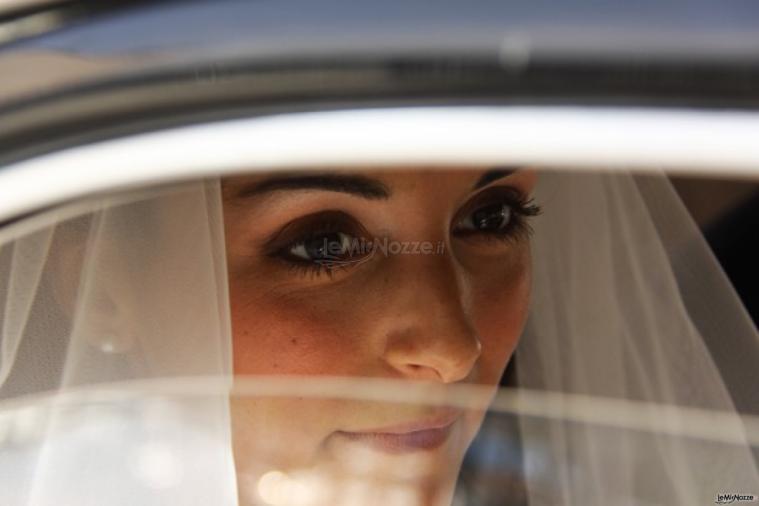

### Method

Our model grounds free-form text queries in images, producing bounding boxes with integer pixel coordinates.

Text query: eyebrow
[233,173,391,200]
[231,168,518,201]
[473,168,517,190]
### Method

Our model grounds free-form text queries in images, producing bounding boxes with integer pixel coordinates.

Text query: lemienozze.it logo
[715,493,758,504]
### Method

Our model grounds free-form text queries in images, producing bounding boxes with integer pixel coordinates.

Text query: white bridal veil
[514,171,759,505]
[0,183,237,505]
[0,164,757,505]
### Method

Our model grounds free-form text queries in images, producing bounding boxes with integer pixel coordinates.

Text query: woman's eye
[456,202,513,233]
[263,210,373,277]
[452,186,541,242]
[288,232,355,263]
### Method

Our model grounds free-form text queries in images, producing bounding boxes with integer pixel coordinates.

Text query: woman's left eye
[455,202,513,233]
[452,187,541,241]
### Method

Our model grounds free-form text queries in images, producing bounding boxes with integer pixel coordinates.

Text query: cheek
[229,281,366,376]
[470,251,532,386]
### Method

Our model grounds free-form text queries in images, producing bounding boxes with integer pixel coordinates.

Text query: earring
[96,331,133,354]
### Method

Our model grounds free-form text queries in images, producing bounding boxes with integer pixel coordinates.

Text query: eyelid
[262,210,369,258]
[450,185,541,246]
[452,186,527,228]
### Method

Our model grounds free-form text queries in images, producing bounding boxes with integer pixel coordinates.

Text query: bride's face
[222,168,538,502]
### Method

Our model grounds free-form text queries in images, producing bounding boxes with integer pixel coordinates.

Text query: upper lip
[342,408,462,435]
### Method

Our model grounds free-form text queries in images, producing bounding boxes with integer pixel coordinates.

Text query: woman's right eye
[264,211,373,276]
[286,231,357,264]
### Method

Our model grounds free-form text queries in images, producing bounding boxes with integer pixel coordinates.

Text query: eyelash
[268,189,542,279]
[264,211,367,280]
[284,261,348,280]
[452,192,542,245]
[284,226,358,280]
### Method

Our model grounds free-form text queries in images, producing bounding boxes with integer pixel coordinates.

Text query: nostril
[402,363,445,382]
[383,323,482,383]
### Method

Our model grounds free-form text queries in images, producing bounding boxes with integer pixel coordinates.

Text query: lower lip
[338,423,455,454]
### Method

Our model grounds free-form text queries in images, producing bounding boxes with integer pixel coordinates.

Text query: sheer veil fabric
[516,172,759,504]
[0,171,757,505]
[0,182,237,505]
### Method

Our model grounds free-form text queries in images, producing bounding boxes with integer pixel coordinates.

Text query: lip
[336,409,461,454]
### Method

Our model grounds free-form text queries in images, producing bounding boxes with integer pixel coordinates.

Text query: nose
[381,255,481,383]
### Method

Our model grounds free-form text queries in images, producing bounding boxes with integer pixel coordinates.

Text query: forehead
[220,168,528,200]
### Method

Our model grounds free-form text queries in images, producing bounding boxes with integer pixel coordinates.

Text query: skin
[222,168,537,505]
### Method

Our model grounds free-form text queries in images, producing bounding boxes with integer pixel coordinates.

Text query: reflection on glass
[0,168,757,505]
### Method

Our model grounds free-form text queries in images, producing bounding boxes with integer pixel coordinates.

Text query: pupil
[472,204,507,230]
[306,233,343,259]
